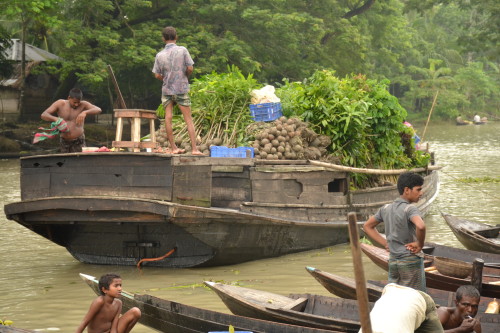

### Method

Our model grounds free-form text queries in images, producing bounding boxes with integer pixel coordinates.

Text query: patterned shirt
[152,43,194,95]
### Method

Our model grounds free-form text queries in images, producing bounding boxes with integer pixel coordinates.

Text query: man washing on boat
[437,285,482,333]
[363,171,427,292]
[38,88,102,153]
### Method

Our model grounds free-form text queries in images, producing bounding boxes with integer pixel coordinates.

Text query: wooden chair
[112,109,157,152]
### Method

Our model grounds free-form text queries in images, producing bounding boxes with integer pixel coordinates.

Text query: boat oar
[347,212,372,333]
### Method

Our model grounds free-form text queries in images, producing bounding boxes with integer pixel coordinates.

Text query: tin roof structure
[4,39,61,61]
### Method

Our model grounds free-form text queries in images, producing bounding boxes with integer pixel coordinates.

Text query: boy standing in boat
[39,88,102,153]
[363,171,427,291]
[152,26,203,155]
[75,273,141,333]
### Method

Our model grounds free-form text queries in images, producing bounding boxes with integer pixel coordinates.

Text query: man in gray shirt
[363,172,427,291]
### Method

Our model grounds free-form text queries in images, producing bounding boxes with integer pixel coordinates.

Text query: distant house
[0,39,61,121]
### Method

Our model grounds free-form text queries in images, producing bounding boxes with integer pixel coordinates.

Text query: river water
[1,122,499,332]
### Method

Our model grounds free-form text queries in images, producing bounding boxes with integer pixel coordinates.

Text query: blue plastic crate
[249,102,282,122]
[210,146,254,158]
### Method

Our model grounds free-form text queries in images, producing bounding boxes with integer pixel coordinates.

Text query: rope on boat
[136,247,177,269]
[309,160,443,175]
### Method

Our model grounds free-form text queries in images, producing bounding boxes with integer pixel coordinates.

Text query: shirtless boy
[41,88,102,152]
[437,285,482,333]
[75,273,141,333]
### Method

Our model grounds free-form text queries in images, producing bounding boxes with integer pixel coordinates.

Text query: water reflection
[0,122,499,332]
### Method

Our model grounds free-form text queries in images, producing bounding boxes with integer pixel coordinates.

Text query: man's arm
[41,100,63,123]
[363,216,388,250]
[406,215,425,253]
[75,297,104,333]
[76,101,102,126]
[186,65,193,77]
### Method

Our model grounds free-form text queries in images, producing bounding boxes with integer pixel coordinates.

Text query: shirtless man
[75,273,141,333]
[41,88,102,152]
[437,285,482,333]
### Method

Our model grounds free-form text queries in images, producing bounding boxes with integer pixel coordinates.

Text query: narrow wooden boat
[0,327,35,333]
[360,243,500,298]
[442,213,500,254]
[204,281,364,332]
[79,273,338,333]
[305,266,497,310]
[4,153,440,268]
[305,267,500,332]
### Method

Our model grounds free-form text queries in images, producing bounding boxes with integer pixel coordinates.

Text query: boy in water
[76,273,141,333]
[363,171,427,291]
[40,88,102,153]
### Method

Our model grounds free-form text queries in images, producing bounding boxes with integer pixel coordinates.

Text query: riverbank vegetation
[1,0,498,122]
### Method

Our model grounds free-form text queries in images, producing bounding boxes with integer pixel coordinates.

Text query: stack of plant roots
[249,116,332,160]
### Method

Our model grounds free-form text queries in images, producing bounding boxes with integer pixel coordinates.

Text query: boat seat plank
[281,297,308,311]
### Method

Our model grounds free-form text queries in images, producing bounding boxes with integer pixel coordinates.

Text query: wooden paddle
[348,212,372,333]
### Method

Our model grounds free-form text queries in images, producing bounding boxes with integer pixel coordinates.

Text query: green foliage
[190,66,260,146]
[279,70,417,170]
[456,177,500,184]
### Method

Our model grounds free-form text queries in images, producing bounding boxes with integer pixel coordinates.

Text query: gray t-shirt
[152,43,194,95]
[374,198,423,259]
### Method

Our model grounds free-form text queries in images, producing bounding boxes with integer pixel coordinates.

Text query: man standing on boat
[38,88,102,153]
[363,172,427,292]
[152,26,203,155]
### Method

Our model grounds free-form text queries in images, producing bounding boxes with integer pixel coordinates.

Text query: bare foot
[190,150,205,156]
[171,148,186,154]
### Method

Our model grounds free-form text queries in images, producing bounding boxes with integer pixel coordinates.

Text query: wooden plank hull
[80,273,340,333]
[442,213,500,254]
[360,243,500,298]
[3,153,439,268]
[5,197,351,268]
[204,282,363,332]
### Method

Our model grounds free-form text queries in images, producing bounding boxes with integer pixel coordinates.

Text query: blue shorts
[161,93,191,107]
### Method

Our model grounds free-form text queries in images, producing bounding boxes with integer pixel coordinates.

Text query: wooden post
[471,258,484,294]
[421,90,439,142]
[348,212,372,333]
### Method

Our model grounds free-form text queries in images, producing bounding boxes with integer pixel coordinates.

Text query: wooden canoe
[360,243,500,298]
[79,273,341,333]
[305,267,500,333]
[204,281,364,332]
[4,153,440,268]
[0,327,35,333]
[442,213,500,254]
[306,266,497,309]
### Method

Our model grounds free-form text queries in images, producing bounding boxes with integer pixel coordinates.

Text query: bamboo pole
[309,160,443,175]
[421,90,439,142]
[348,212,372,333]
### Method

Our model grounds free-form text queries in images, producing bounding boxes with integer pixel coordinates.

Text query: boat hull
[360,243,500,298]
[442,213,500,254]
[4,153,439,268]
[5,197,350,268]
[80,273,339,333]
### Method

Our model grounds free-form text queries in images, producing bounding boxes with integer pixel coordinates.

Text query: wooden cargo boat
[4,153,439,268]
[442,213,500,254]
[204,281,363,332]
[360,243,500,298]
[80,273,340,333]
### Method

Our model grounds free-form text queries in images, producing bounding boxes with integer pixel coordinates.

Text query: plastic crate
[249,102,282,122]
[210,146,254,158]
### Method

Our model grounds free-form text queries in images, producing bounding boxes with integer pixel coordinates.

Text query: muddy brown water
[1,122,499,332]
